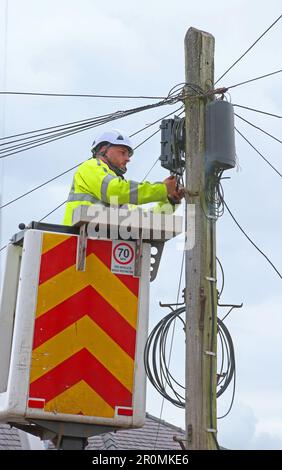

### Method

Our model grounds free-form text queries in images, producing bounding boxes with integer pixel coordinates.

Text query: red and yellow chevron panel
[28,233,140,418]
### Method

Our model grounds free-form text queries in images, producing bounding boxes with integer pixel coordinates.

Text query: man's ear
[98,144,110,158]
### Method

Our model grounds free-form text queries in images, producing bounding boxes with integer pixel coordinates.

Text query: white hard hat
[91,129,134,156]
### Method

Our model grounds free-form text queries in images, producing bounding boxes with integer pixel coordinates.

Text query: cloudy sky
[0,0,281,450]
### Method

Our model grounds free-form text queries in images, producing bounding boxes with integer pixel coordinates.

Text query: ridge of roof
[145,412,185,433]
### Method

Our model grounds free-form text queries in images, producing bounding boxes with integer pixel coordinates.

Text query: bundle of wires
[205,169,225,219]
[0,93,182,160]
[144,305,235,409]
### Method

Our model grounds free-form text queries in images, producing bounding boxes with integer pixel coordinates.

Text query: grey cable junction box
[205,100,236,171]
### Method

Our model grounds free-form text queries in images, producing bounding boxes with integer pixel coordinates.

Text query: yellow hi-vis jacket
[63,158,174,226]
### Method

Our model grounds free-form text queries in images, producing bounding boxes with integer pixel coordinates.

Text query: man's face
[103,145,131,171]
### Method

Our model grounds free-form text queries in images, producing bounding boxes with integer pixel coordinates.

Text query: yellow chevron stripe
[36,253,138,328]
[42,233,72,254]
[30,315,134,391]
[44,380,115,417]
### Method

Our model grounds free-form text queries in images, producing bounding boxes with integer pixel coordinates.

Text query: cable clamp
[206,428,217,433]
[205,276,216,282]
[205,350,216,357]
[207,214,217,220]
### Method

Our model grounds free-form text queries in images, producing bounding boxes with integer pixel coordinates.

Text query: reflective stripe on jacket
[63,158,173,225]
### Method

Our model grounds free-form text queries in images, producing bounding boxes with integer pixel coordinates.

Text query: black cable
[0,117,168,255]
[221,306,237,323]
[0,93,182,146]
[1,104,177,149]
[130,105,184,138]
[142,157,159,182]
[0,244,7,253]
[0,117,96,149]
[0,162,83,210]
[153,249,185,449]
[216,257,225,299]
[216,319,235,398]
[215,14,282,84]
[226,69,282,90]
[217,370,236,420]
[235,113,282,144]
[134,129,160,152]
[233,104,282,119]
[0,122,98,159]
[0,104,183,160]
[0,124,99,158]
[235,127,282,178]
[144,305,235,405]
[0,91,165,100]
[205,169,225,220]
[224,199,282,280]
[0,106,183,211]
[39,200,67,222]
[0,112,113,142]
[0,93,183,154]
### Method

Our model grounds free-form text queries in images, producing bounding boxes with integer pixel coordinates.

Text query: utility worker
[63,129,185,226]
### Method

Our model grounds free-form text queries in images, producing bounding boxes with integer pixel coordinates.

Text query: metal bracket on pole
[205,350,216,357]
[217,301,243,308]
[173,435,187,450]
[76,223,88,271]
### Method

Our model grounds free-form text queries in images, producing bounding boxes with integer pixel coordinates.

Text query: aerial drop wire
[224,200,282,280]
[226,69,282,90]
[235,127,282,178]
[233,103,282,119]
[0,93,182,155]
[0,91,166,100]
[0,106,183,211]
[235,113,282,144]
[215,14,282,84]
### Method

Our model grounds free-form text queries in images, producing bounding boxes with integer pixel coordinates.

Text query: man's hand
[163,176,186,204]
[163,175,177,196]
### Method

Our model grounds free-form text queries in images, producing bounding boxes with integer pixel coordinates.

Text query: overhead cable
[224,199,282,280]
[0,244,7,253]
[0,106,183,211]
[235,127,282,178]
[215,14,282,84]
[39,200,67,222]
[0,91,166,100]
[0,94,182,160]
[226,69,282,90]
[235,113,282,144]
[233,104,282,119]
[0,162,83,210]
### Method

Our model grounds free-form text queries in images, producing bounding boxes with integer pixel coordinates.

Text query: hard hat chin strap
[106,159,127,177]
[96,144,127,177]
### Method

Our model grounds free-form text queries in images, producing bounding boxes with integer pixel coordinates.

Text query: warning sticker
[111,241,135,276]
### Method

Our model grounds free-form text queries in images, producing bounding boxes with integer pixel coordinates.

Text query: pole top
[185,27,215,43]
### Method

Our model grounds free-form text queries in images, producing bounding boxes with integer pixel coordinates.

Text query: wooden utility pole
[184,28,218,449]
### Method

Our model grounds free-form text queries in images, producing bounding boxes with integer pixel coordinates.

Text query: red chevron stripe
[39,236,77,285]
[33,286,136,358]
[29,348,132,409]
[39,237,139,296]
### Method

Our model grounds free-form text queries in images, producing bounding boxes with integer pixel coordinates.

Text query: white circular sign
[113,242,134,265]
